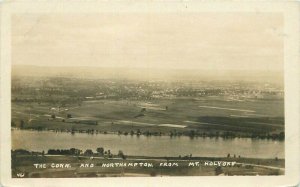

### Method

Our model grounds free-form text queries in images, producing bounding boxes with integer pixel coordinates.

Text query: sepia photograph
[10,12,286,177]
[1,1,299,186]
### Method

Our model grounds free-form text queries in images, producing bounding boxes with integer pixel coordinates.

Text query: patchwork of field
[11,96,284,135]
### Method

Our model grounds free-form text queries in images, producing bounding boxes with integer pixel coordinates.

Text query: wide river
[12,129,284,158]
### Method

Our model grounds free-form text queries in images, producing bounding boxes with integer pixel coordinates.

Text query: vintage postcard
[0,0,299,187]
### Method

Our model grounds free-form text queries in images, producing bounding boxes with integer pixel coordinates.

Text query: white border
[1,1,299,187]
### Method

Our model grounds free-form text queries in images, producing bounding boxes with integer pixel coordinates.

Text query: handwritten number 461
[17,173,25,177]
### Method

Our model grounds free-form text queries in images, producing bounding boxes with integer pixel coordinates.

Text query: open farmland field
[12,76,284,139]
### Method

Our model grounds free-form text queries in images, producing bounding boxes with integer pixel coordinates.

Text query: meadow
[11,76,284,138]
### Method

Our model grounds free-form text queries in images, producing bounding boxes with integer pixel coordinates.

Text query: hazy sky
[12,13,283,71]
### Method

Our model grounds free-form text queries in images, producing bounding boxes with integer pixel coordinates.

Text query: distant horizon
[12,64,284,72]
[12,65,284,85]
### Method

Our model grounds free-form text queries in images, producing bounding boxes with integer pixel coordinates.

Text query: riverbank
[11,126,285,140]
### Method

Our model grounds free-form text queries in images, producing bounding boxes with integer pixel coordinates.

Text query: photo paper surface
[1,1,299,187]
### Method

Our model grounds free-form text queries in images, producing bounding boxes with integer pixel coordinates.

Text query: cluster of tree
[178,154,193,159]
[169,130,184,137]
[178,130,285,140]
[47,148,81,155]
[12,149,31,155]
[11,120,25,129]
[95,148,115,158]
[227,153,241,158]
[46,147,126,159]
[250,132,284,140]
[118,129,163,137]
[118,150,126,159]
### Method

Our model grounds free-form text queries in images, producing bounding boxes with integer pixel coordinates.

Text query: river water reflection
[12,129,284,158]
